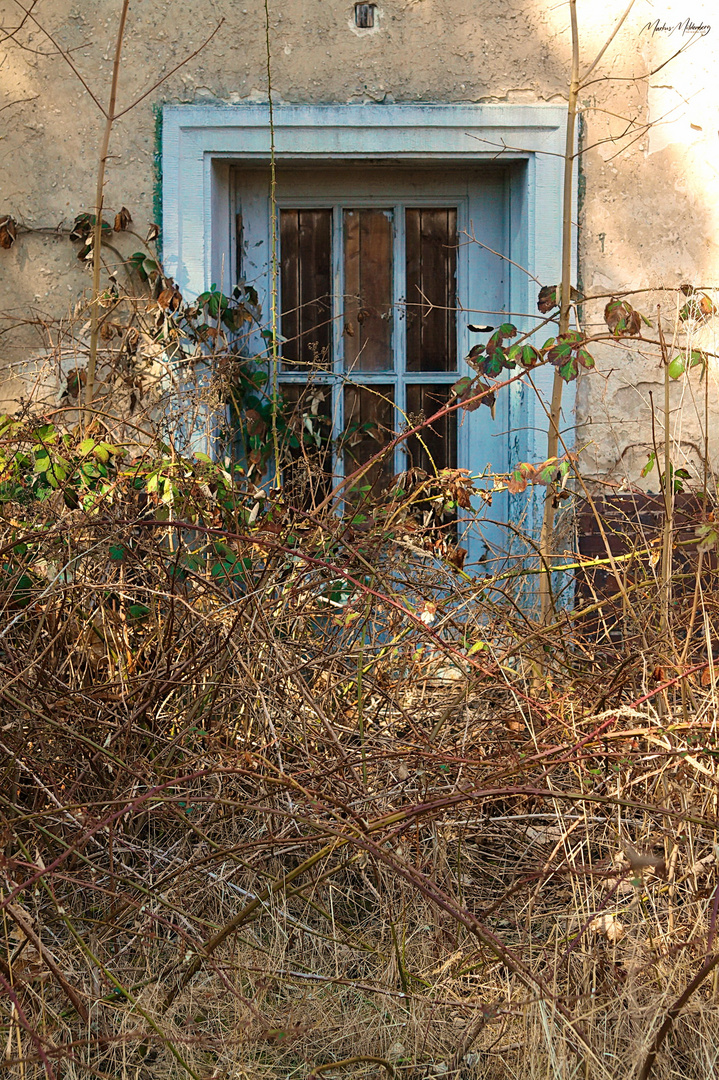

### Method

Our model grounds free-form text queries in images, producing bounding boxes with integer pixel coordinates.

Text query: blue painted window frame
[162,103,573,556]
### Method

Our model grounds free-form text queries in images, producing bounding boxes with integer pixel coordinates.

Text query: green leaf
[109,544,125,562]
[128,603,150,620]
[211,559,236,579]
[641,451,656,478]
[668,356,685,379]
[517,344,542,369]
[557,356,579,382]
[78,437,96,455]
[207,292,229,319]
[547,339,574,363]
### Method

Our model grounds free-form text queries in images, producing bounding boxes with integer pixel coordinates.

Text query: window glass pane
[405,384,457,473]
[280,382,334,507]
[405,208,457,373]
[343,209,394,372]
[343,384,394,497]
[280,209,332,371]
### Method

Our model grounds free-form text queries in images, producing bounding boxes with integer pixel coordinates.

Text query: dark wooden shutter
[343,384,394,496]
[405,384,457,473]
[343,209,394,372]
[280,209,332,369]
[405,208,457,373]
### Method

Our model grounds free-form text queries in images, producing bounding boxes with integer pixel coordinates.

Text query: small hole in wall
[355,3,376,28]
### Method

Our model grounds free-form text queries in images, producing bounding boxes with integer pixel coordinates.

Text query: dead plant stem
[84,0,130,417]
[539,0,579,623]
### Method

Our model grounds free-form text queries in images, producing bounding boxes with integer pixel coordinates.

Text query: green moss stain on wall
[153,104,163,261]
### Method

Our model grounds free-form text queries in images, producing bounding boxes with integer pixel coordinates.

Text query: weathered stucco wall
[0,0,717,492]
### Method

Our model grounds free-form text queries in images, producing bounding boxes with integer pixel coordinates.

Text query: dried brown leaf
[590,913,625,942]
[157,285,182,312]
[0,215,17,249]
[113,206,132,231]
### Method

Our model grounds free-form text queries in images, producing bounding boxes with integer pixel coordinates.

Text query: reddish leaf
[64,367,87,399]
[245,409,267,437]
[506,462,536,494]
[451,375,474,398]
[679,292,715,322]
[456,378,495,412]
[537,285,558,313]
[537,284,580,313]
[604,298,642,337]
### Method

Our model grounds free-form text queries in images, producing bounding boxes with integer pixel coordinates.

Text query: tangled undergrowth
[3,417,719,1080]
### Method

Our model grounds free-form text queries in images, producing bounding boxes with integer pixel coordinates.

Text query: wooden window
[167,106,564,566]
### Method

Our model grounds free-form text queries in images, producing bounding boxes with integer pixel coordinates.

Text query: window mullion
[332,203,344,481]
[393,201,406,477]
